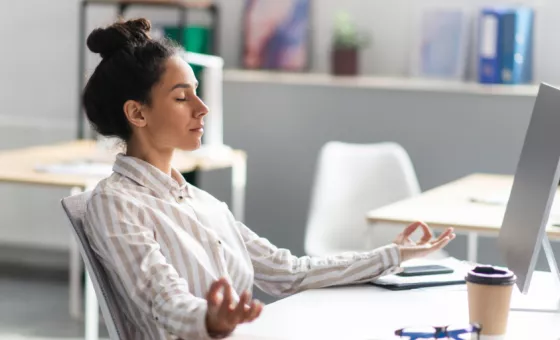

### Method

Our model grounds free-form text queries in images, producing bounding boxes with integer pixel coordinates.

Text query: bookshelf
[223,69,539,98]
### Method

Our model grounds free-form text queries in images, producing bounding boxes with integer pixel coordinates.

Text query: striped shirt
[84,153,402,340]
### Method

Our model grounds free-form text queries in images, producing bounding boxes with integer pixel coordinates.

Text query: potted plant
[331,11,370,76]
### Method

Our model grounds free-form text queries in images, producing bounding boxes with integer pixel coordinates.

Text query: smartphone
[396,265,454,277]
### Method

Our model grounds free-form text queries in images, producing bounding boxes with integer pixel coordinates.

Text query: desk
[234,268,560,340]
[0,139,247,320]
[366,173,560,263]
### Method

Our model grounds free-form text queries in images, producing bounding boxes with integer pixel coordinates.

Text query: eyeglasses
[394,323,482,340]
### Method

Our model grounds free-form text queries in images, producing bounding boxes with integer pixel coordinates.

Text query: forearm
[151,291,213,339]
[253,244,402,296]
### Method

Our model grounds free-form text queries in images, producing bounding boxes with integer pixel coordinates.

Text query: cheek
[172,104,193,126]
[152,102,192,129]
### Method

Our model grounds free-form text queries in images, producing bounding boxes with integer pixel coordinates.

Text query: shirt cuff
[196,300,233,339]
[376,243,403,276]
[194,300,215,340]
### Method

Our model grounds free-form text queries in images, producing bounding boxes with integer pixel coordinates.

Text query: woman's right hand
[394,221,456,262]
[205,278,264,338]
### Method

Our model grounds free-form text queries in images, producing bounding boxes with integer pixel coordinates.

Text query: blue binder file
[511,8,534,84]
[499,11,517,84]
[478,8,506,84]
[478,7,534,84]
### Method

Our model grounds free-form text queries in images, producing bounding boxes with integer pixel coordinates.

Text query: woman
[82,18,456,340]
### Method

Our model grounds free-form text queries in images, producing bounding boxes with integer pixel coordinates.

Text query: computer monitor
[498,83,560,296]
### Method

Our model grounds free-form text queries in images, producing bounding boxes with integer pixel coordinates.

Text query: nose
[194,96,209,118]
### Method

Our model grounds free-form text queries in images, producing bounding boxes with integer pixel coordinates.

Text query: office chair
[304,141,425,256]
[61,192,126,340]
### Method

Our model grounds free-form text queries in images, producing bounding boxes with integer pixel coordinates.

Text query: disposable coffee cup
[465,265,516,336]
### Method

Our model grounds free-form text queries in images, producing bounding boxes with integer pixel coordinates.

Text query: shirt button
[218,240,222,245]
[176,195,184,203]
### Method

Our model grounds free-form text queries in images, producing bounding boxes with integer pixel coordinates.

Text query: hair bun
[87,18,152,59]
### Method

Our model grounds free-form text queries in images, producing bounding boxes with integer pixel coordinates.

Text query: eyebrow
[170,82,199,92]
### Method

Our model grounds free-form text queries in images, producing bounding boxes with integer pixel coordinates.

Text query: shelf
[84,0,214,9]
[223,69,539,98]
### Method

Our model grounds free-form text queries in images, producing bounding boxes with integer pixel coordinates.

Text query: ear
[123,100,147,128]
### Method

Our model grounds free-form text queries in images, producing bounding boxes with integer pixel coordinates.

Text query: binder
[478,7,534,84]
[411,8,470,80]
[511,8,534,84]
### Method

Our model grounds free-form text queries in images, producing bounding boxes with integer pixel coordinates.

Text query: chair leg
[85,271,100,340]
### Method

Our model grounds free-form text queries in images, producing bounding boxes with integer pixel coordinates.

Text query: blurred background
[0,0,556,339]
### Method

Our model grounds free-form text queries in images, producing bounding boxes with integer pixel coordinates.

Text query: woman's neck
[125,136,174,176]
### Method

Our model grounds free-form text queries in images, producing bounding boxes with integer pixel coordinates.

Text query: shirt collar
[112,153,190,197]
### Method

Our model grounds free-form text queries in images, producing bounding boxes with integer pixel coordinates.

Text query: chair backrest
[61,192,126,340]
[304,141,421,256]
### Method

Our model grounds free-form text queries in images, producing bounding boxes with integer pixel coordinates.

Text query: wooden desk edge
[367,216,560,239]
[0,147,247,189]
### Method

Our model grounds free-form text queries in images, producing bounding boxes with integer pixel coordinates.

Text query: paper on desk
[373,257,471,287]
[35,160,113,177]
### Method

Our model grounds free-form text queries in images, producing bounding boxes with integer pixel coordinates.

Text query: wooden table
[0,139,247,323]
[366,173,560,263]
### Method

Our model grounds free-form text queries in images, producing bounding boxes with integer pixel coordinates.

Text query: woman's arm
[237,220,401,297]
[85,191,212,339]
[223,204,454,298]
[221,204,400,297]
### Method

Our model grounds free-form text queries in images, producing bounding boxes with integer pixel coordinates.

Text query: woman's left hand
[393,221,456,261]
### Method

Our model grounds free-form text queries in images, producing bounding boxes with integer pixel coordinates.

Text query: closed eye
[176,97,188,102]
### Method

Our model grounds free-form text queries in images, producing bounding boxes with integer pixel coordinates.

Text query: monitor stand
[510,236,560,313]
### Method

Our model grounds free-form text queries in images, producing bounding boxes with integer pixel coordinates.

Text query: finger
[417,223,434,245]
[429,235,451,252]
[233,291,251,322]
[255,301,264,318]
[246,300,264,322]
[206,278,226,307]
[222,280,233,309]
[244,301,259,323]
[217,281,234,319]
[431,228,454,244]
[401,222,422,237]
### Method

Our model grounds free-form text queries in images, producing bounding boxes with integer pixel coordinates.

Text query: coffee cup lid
[465,265,516,286]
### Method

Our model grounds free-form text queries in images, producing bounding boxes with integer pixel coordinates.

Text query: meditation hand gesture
[205,278,264,338]
[394,222,456,262]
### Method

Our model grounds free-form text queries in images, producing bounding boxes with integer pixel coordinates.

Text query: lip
[190,126,204,133]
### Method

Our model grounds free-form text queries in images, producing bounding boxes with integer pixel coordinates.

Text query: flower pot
[331,48,359,76]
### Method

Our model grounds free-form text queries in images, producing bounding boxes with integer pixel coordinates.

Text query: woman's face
[142,55,209,151]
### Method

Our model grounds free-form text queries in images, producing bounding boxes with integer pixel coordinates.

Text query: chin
[177,139,202,151]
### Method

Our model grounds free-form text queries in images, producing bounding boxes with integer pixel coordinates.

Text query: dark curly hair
[82,18,180,142]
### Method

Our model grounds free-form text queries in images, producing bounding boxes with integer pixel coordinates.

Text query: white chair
[61,192,126,340]
[304,141,423,256]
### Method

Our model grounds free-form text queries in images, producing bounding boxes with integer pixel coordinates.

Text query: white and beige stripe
[84,153,402,340]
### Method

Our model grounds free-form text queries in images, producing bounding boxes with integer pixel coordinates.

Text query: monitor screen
[498,83,560,294]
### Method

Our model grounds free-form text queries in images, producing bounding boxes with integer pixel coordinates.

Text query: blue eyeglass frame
[394,323,482,340]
